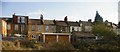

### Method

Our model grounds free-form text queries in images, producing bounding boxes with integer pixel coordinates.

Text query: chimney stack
[64,16,68,22]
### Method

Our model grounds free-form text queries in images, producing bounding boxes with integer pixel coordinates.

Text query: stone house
[79,19,93,33]
[68,21,81,32]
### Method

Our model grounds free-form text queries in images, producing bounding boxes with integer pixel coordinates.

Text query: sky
[0,0,120,24]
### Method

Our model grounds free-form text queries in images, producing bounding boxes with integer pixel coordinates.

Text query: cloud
[27,10,44,16]
[27,10,45,19]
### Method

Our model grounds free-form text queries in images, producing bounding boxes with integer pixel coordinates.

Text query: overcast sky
[1,0,119,2]
[0,0,120,24]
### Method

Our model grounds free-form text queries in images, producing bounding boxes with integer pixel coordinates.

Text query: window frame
[45,26,49,32]
[15,24,18,30]
[31,25,35,31]
[38,25,41,31]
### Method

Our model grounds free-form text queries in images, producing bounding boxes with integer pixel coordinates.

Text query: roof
[43,20,54,25]
[113,23,117,26]
[42,33,72,35]
[28,19,42,25]
[1,18,13,22]
[14,15,28,17]
[73,31,95,37]
[79,21,92,26]
[55,20,68,26]
[68,21,79,26]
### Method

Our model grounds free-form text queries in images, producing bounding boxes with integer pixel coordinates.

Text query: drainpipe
[43,34,45,42]
[56,35,58,42]
[69,35,71,42]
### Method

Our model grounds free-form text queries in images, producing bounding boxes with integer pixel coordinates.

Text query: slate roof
[43,20,54,25]
[55,20,68,26]
[28,19,42,25]
[68,21,80,26]
[79,21,92,26]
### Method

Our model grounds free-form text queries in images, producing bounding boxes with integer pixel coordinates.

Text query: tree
[92,24,116,37]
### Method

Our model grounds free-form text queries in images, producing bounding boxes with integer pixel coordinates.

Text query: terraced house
[0,14,72,43]
[1,12,118,43]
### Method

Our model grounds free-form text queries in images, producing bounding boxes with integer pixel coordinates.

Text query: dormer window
[18,17,20,23]
[21,17,25,23]
[18,17,25,23]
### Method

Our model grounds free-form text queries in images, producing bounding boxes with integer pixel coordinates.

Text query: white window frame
[21,17,25,23]
[18,17,20,23]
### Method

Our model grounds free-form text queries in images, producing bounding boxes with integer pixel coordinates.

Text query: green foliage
[73,39,120,52]
[20,40,37,49]
[92,24,116,36]
[52,42,75,50]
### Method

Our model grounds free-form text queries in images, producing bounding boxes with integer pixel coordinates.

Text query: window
[51,26,54,31]
[21,17,25,23]
[21,25,25,31]
[18,17,25,23]
[61,26,66,32]
[18,17,20,23]
[72,27,74,31]
[38,25,41,31]
[32,25,35,31]
[77,27,79,31]
[107,23,111,26]
[45,26,49,32]
[7,24,11,30]
[32,35,36,39]
[15,24,18,30]
[85,26,92,32]
[74,27,77,31]
[79,27,82,31]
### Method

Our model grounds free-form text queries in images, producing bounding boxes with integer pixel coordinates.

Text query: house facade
[1,13,118,43]
[28,19,42,39]
[79,20,93,33]
[68,21,81,32]
[41,33,71,43]
[1,14,72,43]
[0,18,8,37]
[13,14,29,36]
[0,18,1,35]
[55,20,70,33]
